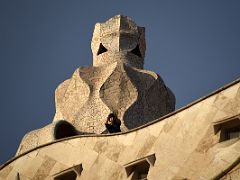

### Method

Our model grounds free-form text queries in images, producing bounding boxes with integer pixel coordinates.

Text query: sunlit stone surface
[1,15,239,180]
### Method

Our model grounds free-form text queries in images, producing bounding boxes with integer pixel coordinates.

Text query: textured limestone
[1,80,239,180]
[2,15,239,180]
[53,15,175,133]
[16,15,175,155]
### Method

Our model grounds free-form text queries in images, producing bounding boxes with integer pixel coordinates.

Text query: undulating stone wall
[1,80,239,180]
[16,15,175,155]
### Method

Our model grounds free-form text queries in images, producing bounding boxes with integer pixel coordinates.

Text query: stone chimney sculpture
[16,15,175,155]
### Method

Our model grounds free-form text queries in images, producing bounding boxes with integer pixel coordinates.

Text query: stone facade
[0,79,239,180]
[1,15,240,180]
[15,15,175,155]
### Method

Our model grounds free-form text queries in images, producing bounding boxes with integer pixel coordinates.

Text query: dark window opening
[136,161,149,180]
[124,154,155,180]
[131,45,142,57]
[213,116,240,142]
[127,161,150,180]
[223,126,240,141]
[54,170,77,180]
[54,120,78,140]
[53,164,82,180]
[97,43,108,55]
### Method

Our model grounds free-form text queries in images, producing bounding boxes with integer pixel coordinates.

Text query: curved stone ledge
[0,79,239,179]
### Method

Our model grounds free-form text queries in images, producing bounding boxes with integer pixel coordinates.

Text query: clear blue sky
[0,0,239,164]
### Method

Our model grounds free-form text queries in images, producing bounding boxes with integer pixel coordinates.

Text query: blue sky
[0,0,239,164]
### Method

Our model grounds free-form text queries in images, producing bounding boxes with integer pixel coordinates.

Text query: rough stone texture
[53,15,175,133]
[3,15,239,179]
[1,80,239,180]
[16,15,175,155]
[220,163,240,180]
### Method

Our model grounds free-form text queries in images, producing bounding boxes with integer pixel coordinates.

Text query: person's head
[107,113,116,124]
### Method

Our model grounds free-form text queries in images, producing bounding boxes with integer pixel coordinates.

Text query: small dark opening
[54,170,77,180]
[225,126,240,140]
[97,43,108,55]
[54,121,78,140]
[217,118,240,142]
[131,45,142,57]
[126,161,150,180]
[136,161,150,180]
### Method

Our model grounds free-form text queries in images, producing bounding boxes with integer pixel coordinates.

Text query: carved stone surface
[53,15,175,133]
[16,15,175,155]
[1,80,239,180]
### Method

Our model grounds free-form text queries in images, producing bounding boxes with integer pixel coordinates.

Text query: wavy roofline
[1,78,239,170]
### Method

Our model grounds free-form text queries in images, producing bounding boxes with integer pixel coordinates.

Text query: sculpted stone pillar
[16,15,175,155]
[53,15,175,133]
